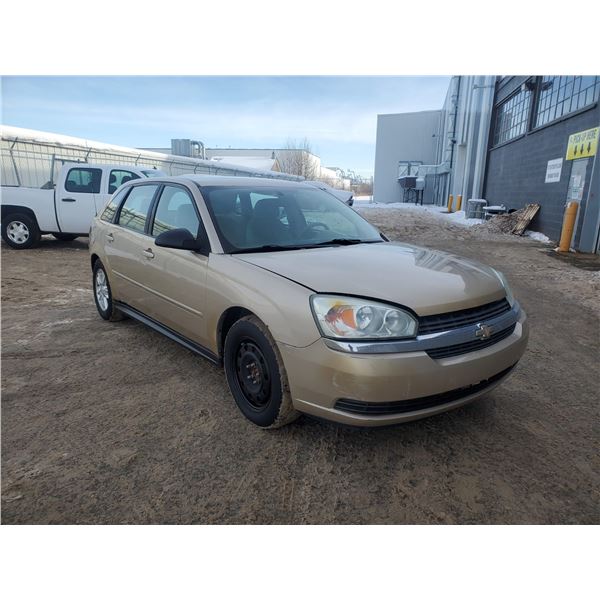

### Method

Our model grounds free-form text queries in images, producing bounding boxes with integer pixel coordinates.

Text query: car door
[57,166,103,233]
[103,183,161,310]
[142,183,209,345]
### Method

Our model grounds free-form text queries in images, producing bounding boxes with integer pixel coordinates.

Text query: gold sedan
[89,176,528,428]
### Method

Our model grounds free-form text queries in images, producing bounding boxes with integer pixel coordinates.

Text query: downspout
[471,76,495,199]
[442,76,460,205]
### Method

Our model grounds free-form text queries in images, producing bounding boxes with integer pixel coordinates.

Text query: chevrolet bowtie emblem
[475,323,494,340]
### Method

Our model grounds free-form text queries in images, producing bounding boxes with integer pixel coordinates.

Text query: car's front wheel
[224,315,299,428]
[92,259,124,322]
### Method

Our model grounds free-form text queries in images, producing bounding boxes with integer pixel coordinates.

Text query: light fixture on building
[522,80,537,92]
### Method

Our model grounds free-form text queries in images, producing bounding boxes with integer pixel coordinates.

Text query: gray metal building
[373,110,441,204]
[374,76,495,207]
[373,75,600,253]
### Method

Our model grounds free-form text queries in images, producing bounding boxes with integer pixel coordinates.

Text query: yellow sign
[566,127,599,160]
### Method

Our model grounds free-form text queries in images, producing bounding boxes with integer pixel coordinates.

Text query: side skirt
[114,301,221,366]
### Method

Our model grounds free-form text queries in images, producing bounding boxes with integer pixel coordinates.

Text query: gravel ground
[2,206,599,524]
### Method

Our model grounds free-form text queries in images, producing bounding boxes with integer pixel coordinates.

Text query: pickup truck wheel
[52,233,79,242]
[2,213,41,249]
[92,259,125,322]
[224,315,300,428]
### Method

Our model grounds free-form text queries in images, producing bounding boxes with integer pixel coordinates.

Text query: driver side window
[151,185,200,237]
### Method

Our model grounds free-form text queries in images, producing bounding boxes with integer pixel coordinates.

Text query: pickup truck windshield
[200,185,382,253]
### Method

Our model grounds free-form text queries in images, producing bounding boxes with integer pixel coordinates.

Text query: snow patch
[525,230,552,244]
[356,202,484,227]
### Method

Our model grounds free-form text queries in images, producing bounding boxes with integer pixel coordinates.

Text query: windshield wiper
[308,238,383,247]
[230,244,308,254]
[230,239,384,254]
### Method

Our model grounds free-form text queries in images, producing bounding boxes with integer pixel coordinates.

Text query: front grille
[334,363,516,416]
[426,323,516,360]
[418,298,511,335]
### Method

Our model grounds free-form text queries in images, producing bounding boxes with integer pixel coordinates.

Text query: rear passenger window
[100,187,129,223]
[65,168,102,194]
[151,185,200,237]
[117,185,158,233]
[108,170,140,194]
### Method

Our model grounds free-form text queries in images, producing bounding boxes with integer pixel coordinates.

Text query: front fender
[205,254,321,354]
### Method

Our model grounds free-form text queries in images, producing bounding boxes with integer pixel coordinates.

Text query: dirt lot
[2,205,599,524]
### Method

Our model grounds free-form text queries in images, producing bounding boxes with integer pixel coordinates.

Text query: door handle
[106,233,114,242]
[142,248,155,259]
[62,198,76,202]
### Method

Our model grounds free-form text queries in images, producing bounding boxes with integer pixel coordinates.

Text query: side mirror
[155,228,207,252]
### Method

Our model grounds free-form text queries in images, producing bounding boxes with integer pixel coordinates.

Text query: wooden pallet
[511,203,540,235]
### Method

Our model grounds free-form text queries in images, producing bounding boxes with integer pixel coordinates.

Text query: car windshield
[199,185,382,253]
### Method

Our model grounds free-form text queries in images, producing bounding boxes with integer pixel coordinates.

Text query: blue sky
[1,76,450,177]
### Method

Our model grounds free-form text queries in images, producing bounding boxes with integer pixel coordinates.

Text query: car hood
[235,242,506,316]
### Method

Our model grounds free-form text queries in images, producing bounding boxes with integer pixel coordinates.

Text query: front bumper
[278,308,528,426]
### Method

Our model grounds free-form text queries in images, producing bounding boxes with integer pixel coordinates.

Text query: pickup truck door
[57,166,103,234]
[100,168,142,210]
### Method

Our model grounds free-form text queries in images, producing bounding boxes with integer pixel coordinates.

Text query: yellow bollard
[448,195,454,212]
[456,195,463,212]
[558,202,579,252]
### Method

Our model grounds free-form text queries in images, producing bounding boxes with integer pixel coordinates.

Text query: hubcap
[7,221,30,244]
[95,268,109,312]
[235,340,270,408]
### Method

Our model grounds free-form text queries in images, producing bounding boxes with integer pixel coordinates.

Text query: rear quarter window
[117,185,159,233]
[100,187,130,223]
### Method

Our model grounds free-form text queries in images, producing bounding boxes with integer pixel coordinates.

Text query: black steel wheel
[224,315,299,428]
[235,340,271,409]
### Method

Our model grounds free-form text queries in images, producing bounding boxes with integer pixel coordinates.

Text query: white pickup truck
[1,163,163,249]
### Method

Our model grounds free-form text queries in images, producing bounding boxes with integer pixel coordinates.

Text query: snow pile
[445,210,484,228]
[525,230,552,244]
[357,202,484,227]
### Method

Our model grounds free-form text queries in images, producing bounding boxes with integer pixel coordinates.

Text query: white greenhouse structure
[0,126,304,189]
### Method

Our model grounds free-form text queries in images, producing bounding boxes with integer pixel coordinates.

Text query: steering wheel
[301,221,330,238]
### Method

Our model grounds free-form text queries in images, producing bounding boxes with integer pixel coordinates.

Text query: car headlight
[493,269,515,307]
[310,295,418,339]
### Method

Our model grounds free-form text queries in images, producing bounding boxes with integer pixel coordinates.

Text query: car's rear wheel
[2,213,41,249]
[92,259,124,322]
[52,233,79,242]
[224,315,299,428]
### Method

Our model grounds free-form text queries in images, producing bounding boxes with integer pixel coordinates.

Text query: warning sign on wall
[545,158,563,183]
[566,127,599,160]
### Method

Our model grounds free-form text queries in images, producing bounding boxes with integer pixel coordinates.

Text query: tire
[224,315,300,428]
[52,233,79,242]
[92,259,125,322]
[1,213,41,249]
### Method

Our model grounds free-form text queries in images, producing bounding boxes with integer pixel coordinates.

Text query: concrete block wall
[484,77,599,243]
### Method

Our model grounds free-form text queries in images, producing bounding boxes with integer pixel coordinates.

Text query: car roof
[127,174,310,188]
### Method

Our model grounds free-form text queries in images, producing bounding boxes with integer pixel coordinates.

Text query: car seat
[246,198,288,246]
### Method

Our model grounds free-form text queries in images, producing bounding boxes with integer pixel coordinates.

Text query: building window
[535,76,600,128]
[493,88,532,146]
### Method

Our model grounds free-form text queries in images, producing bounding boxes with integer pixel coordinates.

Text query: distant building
[373,75,600,253]
[209,155,281,172]
[374,109,442,204]
[142,141,352,189]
